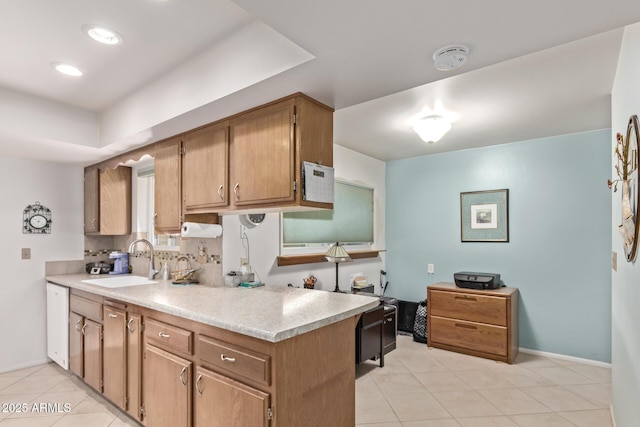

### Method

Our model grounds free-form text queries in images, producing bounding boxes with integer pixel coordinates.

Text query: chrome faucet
[128,239,159,280]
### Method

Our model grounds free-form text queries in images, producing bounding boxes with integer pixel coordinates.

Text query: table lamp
[324,242,352,293]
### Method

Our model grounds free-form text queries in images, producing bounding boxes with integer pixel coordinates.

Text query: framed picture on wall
[460,189,509,242]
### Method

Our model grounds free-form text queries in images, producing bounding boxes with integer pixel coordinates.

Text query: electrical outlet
[427,263,434,274]
[21,248,31,260]
[240,257,248,266]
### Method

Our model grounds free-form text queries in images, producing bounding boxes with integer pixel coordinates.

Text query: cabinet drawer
[429,290,507,326]
[144,318,193,355]
[360,305,383,327]
[70,295,103,322]
[199,335,271,386]
[430,316,507,357]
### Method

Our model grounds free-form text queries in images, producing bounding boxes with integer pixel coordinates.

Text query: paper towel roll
[181,222,223,238]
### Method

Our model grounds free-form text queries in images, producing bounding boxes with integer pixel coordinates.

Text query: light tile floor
[0,335,612,426]
[356,335,612,426]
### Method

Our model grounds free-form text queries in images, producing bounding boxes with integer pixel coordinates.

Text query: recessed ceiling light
[433,45,469,71]
[82,24,123,45]
[51,62,84,77]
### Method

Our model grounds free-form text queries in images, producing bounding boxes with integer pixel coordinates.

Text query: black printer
[454,272,502,290]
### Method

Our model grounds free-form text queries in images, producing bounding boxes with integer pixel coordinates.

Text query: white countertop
[46,274,380,343]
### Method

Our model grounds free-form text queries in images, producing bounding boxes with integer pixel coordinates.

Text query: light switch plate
[21,248,31,260]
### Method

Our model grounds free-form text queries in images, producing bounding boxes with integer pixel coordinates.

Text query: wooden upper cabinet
[182,122,229,212]
[84,168,100,233]
[230,99,295,207]
[229,94,334,211]
[99,166,131,235]
[154,138,182,233]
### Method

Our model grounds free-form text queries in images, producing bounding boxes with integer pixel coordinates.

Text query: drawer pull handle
[108,313,118,318]
[179,367,188,386]
[75,319,82,332]
[127,318,135,333]
[454,296,477,302]
[220,354,236,363]
[158,332,171,339]
[196,374,203,396]
[233,183,240,200]
[217,185,224,201]
[81,323,87,335]
[455,323,477,330]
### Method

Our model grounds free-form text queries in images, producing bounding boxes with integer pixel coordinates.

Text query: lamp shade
[323,242,352,263]
[412,115,451,143]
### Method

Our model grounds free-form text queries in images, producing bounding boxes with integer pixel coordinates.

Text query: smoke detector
[433,45,469,71]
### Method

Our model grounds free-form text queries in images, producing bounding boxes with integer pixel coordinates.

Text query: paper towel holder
[240,213,265,229]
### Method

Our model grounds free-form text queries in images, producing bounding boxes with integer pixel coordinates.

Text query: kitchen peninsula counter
[46,273,380,342]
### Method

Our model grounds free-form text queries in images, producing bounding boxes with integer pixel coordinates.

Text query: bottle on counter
[161,262,170,281]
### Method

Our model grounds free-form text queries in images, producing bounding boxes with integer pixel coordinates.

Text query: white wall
[0,156,84,372]
[610,22,640,427]
[222,144,386,292]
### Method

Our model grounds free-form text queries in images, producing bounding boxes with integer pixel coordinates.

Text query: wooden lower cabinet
[143,344,192,427]
[126,313,143,421]
[427,282,519,363]
[63,287,360,427]
[82,319,103,392]
[195,366,270,427]
[69,312,84,378]
[69,311,103,392]
[103,306,126,409]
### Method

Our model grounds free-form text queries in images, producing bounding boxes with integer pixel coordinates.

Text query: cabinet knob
[233,183,240,201]
[179,367,188,386]
[220,354,236,363]
[195,374,203,396]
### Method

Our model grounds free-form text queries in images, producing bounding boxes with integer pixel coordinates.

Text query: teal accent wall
[386,130,612,362]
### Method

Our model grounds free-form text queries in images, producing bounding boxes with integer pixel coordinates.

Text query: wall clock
[23,202,52,234]
[239,213,265,229]
[611,115,640,262]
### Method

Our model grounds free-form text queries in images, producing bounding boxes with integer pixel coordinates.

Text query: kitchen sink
[82,275,158,288]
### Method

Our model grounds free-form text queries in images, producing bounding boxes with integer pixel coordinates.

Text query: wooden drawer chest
[427,282,519,364]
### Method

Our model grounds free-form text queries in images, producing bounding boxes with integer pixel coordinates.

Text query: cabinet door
[230,101,295,206]
[83,320,103,392]
[126,313,143,421]
[100,166,132,235]
[84,169,100,233]
[195,366,270,427]
[383,310,397,355]
[103,306,126,409]
[154,139,182,233]
[183,123,229,211]
[69,312,84,378]
[143,344,192,427]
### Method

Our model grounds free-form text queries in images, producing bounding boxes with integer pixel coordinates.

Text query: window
[281,180,374,253]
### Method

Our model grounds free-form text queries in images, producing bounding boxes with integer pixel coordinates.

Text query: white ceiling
[1,0,640,164]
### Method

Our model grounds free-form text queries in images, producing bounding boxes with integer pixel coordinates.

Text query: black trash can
[397,300,419,333]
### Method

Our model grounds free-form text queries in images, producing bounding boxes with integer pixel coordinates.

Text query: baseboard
[519,347,611,369]
[0,358,51,374]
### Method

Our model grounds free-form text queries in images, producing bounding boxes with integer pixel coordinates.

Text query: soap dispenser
[161,262,170,281]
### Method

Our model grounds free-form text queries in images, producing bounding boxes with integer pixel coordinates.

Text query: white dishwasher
[46,282,69,369]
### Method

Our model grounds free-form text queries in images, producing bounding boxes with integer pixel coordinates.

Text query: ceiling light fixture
[432,45,469,71]
[82,24,123,45]
[51,62,84,77]
[412,115,451,143]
